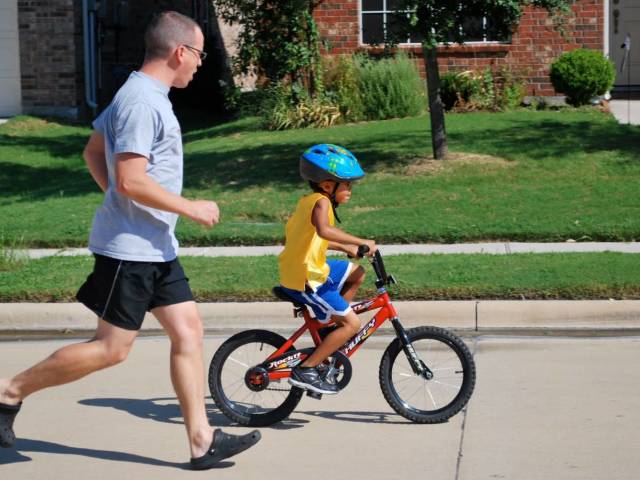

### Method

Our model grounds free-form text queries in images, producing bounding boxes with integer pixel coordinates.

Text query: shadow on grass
[0,162,95,200]
[447,118,640,162]
[3,114,640,202]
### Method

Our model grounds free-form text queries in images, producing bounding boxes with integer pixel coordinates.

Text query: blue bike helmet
[300,144,365,183]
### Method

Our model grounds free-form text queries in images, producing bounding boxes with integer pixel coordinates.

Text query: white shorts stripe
[336,262,354,292]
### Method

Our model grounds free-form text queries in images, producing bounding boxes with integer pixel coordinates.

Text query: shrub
[322,55,364,121]
[439,72,460,111]
[549,49,615,106]
[440,68,526,111]
[496,67,527,110]
[355,53,426,120]
[260,82,341,130]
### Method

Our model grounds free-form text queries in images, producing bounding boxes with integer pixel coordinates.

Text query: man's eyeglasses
[182,44,207,61]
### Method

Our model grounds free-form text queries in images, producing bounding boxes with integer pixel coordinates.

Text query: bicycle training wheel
[208,329,304,427]
[379,326,476,424]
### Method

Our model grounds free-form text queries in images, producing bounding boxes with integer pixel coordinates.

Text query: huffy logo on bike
[352,300,374,313]
[343,318,377,354]
[267,352,302,370]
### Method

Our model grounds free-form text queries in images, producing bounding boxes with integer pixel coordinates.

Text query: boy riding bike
[278,144,377,395]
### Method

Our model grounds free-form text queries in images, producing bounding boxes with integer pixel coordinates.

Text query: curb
[1,300,639,339]
[13,242,640,259]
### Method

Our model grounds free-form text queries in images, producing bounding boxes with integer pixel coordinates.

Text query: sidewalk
[5,242,640,337]
[14,241,640,259]
[1,300,640,338]
[609,99,640,125]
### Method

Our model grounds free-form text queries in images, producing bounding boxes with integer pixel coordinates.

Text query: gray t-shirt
[89,71,183,262]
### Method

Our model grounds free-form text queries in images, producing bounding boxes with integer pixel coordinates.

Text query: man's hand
[187,200,220,227]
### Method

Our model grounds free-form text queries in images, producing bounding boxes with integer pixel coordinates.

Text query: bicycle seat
[272,286,306,308]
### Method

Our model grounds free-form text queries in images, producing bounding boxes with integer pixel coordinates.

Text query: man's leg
[151,301,214,459]
[152,301,261,465]
[0,319,137,405]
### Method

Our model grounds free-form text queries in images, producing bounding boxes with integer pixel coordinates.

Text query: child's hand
[362,240,377,256]
[345,244,360,258]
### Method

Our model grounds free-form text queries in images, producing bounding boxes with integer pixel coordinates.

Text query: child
[278,144,377,394]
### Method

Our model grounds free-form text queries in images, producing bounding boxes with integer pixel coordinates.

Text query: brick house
[315,0,635,97]
[0,1,636,119]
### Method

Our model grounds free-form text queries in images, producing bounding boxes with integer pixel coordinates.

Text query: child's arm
[312,197,377,255]
[327,241,359,258]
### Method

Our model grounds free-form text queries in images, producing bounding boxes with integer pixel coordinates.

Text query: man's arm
[312,197,376,255]
[83,131,108,192]
[116,153,219,227]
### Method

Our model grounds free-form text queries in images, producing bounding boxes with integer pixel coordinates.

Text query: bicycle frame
[263,289,398,382]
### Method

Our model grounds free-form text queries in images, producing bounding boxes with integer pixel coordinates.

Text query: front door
[0,0,21,116]
[610,0,640,86]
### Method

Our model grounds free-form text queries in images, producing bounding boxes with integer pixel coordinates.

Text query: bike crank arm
[391,318,434,380]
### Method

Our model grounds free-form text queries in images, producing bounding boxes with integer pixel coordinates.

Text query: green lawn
[1,253,638,302]
[1,110,639,247]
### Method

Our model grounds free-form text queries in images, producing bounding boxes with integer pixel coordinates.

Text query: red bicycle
[208,248,476,426]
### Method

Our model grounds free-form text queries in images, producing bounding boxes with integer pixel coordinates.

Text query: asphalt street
[1,335,639,480]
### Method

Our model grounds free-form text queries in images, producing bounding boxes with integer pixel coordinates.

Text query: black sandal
[0,401,21,448]
[190,428,261,470]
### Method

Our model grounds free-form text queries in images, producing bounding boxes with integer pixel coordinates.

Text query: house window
[360,1,508,45]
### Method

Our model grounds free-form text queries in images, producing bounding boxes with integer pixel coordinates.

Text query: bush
[439,72,461,111]
[260,82,341,130]
[355,53,426,120]
[550,49,615,106]
[440,68,526,111]
[258,52,426,129]
[322,55,364,121]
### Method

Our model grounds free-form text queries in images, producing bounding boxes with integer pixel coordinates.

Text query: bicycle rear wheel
[208,329,304,427]
[379,326,476,423]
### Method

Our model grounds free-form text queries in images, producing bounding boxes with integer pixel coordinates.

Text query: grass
[0,109,639,247]
[1,253,638,302]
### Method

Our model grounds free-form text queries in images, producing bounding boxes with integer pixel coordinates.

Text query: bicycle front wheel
[379,326,476,424]
[208,329,304,427]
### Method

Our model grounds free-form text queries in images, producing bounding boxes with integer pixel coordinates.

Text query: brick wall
[17,0,83,117]
[315,0,605,96]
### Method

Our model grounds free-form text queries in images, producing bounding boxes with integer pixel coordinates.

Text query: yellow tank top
[278,192,334,291]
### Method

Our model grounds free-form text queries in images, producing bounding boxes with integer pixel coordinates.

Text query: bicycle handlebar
[356,245,396,289]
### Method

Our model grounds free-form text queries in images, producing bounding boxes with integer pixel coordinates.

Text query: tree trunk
[423,46,448,160]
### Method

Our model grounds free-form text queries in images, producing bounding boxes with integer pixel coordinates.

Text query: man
[0,11,261,470]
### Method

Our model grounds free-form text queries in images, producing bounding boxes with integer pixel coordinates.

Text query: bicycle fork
[391,318,434,380]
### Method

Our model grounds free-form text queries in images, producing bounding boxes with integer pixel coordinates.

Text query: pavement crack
[455,336,479,480]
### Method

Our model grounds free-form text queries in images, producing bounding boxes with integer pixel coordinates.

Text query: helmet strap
[330,182,342,224]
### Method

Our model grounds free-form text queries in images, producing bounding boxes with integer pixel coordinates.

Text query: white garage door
[0,0,22,117]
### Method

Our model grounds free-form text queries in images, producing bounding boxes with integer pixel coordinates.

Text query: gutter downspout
[82,0,98,113]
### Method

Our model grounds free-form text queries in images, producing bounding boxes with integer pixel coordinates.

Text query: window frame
[358,1,510,47]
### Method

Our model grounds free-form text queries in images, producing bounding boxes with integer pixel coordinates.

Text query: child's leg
[340,265,365,302]
[301,310,360,368]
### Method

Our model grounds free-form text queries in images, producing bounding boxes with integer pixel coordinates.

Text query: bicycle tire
[379,326,476,424]
[208,329,304,427]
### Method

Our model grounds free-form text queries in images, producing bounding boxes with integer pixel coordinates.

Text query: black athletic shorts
[76,254,194,331]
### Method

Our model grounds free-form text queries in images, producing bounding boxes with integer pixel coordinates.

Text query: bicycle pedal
[306,391,323,400]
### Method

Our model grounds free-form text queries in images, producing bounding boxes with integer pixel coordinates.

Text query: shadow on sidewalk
[79,396,309,430]
[0,438,234,469]
[301,410,421,425]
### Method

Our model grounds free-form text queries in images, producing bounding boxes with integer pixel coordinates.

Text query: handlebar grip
[357,244,370,258]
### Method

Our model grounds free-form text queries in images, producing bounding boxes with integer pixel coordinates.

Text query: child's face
[334,181,353,204]
[319,180,353,204]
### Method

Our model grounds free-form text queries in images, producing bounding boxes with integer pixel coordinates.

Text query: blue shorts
[280,259,353,323]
